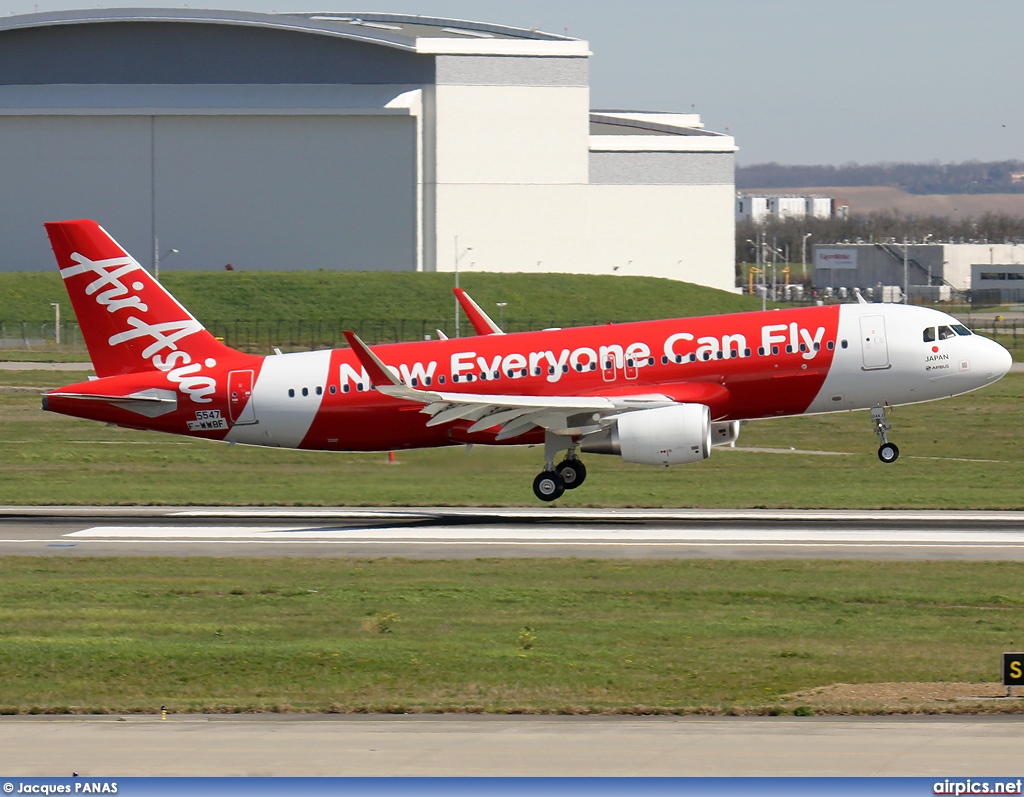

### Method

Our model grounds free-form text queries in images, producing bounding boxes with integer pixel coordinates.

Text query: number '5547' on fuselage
[41,219,1012,501]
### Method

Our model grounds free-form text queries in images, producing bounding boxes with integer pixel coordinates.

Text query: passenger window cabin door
[228,369,257,424]
[859,315,891,370]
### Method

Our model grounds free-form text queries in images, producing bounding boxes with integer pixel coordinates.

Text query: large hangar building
[0,10,737,290]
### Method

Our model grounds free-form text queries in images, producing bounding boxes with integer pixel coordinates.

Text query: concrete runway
[3,506,1024,560]
[3,714,1024,777]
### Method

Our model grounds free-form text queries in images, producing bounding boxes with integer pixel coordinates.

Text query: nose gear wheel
[871,406,899,464]
[878,442,900,463]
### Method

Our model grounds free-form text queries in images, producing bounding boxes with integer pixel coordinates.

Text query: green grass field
[0,370,1021,508]
[2,367,1022,716]
[1,557,1022,715]
[0,270,760,331]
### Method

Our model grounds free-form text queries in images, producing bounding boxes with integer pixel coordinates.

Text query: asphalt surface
[3,506,1024,560]
[2,715,1024,777]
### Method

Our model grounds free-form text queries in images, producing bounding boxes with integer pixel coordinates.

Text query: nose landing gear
[871,406,900,463]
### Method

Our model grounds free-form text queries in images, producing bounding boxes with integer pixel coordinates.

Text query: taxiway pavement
[2,714,1024,776]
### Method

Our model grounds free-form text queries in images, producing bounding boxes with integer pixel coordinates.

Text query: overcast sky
[4,0,1021,165]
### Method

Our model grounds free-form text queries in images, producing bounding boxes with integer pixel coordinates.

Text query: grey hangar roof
[0,8,588,85]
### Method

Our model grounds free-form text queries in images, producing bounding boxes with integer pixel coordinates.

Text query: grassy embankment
[0,270,761,346]
[4,268,1021,357]
[0,369,1021,508]
[1,557,1022,715]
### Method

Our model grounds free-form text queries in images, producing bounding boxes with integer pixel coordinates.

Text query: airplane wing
[454,288,504,335]
[343,331,675,439]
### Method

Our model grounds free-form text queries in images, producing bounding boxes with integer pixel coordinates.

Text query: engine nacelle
[581,404,711,466]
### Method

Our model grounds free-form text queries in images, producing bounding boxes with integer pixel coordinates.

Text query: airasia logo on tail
[60,251,218,403]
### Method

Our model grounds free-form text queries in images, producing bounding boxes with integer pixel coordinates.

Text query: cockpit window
[951,324,972,336]
[937,325,956,340]
[923,327,936,342]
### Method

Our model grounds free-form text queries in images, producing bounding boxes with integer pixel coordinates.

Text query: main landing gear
[871,406,900,463]
[532,433,588,502]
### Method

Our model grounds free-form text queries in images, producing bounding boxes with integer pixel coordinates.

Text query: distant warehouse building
[812,241,1024,300]
[0,9,737,290]
[736,193,833,223]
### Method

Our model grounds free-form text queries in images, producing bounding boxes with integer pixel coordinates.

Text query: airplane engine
[581,403,711,466]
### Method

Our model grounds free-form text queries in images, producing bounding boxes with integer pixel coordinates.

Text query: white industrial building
[972,262,1024,303]
[812,241,1024,298]
[0,9,737,291]
[735,195,769,224]
[805,196,832,219]
[767,196,807,220]
[736,194,833,223]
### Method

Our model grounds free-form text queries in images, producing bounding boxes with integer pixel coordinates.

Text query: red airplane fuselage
[42,220,1013,500]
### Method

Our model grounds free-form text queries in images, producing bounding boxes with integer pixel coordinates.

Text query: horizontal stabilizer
[44,388,178,417]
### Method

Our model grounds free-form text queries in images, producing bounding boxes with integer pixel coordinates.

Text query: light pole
[771,236,779,302]
[496,302,507,330]
[802,232,812,279]
[154,242,179,282]
[746,236,766,310]
[921,234,933,299]
[902,236,908,304]
[50,302,60,346]
[453,236,472,338]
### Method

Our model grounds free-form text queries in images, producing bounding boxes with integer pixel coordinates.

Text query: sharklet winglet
[342,330,440,403]
[454,288,504,335]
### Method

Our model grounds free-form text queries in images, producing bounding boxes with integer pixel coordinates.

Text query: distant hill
[737,161,1024,195]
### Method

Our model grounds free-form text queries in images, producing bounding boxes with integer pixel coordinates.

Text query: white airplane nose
[986,339,1013,380]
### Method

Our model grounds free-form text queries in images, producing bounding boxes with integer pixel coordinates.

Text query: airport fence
[955,316,1022,346]
[0,316,630,354]
[2,314,1021,356]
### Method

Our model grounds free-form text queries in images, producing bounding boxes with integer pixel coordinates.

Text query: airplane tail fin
[45,219,235,378]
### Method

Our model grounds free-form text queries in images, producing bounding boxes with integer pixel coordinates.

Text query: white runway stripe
[66,525,1024,545]
[168,508,1024,522]
[7,539,1024,549]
